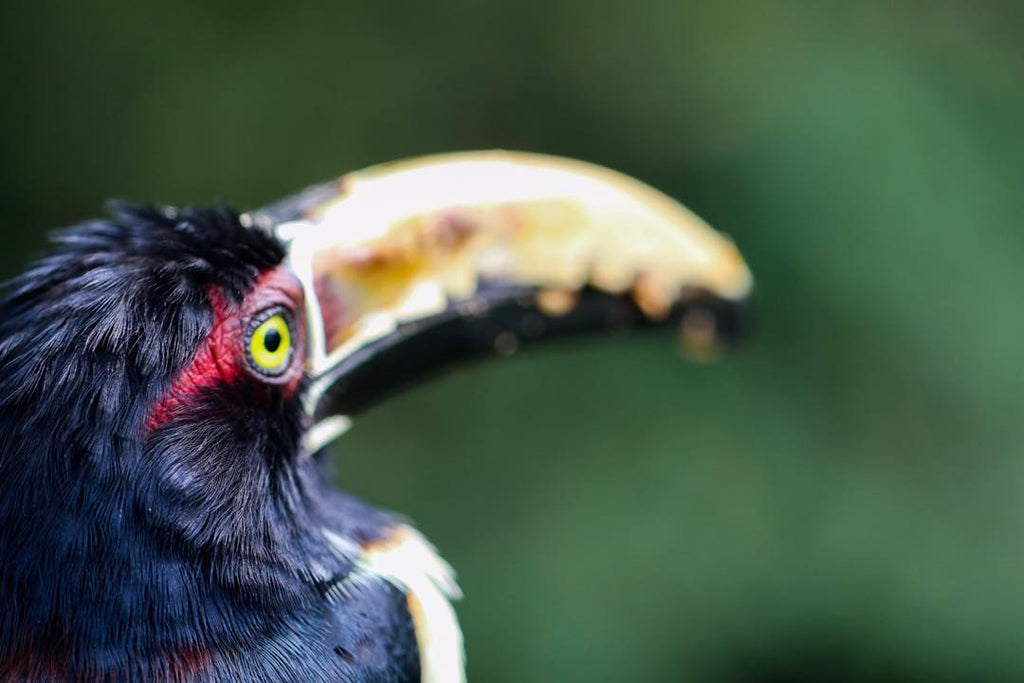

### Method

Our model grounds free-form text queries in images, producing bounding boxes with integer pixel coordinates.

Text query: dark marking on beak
[313,282,745,419]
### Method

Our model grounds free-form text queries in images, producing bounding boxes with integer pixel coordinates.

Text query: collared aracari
[0,151,752,682]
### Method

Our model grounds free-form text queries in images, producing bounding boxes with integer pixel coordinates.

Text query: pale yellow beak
[250,150,752,427]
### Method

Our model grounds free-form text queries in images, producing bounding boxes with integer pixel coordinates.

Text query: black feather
[0,205,416,681]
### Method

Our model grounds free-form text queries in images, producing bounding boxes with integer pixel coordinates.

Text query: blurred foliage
[2,1,1023,680]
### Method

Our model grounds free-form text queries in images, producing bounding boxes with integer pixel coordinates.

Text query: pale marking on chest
[323,524,465,683]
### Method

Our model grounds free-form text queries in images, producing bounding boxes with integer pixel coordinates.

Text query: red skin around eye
[144,266,306,433]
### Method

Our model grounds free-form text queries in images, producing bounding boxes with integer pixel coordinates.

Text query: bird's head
[0,151,752,673]
[0,207,334,633]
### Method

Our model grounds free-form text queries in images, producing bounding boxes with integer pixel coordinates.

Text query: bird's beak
[248,151,752,449]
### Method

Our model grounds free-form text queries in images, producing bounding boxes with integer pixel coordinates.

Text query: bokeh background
[2,2,1023,680]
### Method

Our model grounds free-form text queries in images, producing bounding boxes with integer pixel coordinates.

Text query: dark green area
[2,2,1022,680]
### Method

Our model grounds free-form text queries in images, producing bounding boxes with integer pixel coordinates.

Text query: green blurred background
[2,1,1023,680]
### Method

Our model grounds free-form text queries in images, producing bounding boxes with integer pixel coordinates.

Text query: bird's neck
[0,442,341,677]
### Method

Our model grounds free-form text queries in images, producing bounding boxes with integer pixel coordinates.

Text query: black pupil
[264,327,282,354]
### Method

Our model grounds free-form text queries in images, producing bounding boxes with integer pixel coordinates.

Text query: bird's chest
[0,565,421,683]
[144,579,421,683]
[226,578,422,683]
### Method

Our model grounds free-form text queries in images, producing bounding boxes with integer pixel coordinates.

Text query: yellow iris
[249,313,292,375]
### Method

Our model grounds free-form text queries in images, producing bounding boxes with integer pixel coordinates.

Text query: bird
[0,151,752,682]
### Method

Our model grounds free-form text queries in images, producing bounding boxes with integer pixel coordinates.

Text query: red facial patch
[145,266,307,433]
[0,646,213,681]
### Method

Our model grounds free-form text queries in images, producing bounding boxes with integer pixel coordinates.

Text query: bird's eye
[247,308,294,377]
